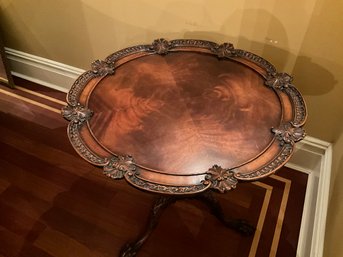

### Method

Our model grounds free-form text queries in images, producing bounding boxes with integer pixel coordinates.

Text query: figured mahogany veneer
[62,39,307,194]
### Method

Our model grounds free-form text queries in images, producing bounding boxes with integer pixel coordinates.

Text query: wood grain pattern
[89,52,281,174]
[62,40,306,194]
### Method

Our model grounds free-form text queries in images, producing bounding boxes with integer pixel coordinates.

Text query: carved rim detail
[272,122,306,146]
[202,165,238,193]
[62,38,307,192]
[66,38,278,107]
[150,38,172,55]
[284,86,307,126]
[235,144,293,180]
[103,155,136,179]
[62,104,93,125]
[213,43,236,58]
[265,72,307,126]
[91,60,115,76]
[67,122,107,165]
[67,70,96,105]
[125,173,210,195]
[265,72,293,90]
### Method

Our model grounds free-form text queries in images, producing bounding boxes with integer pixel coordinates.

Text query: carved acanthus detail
[67,122,107,165]
[213,43,236,58]
[150,38,171,55]
[235,144,293,180]
[202,165,238,193]
[265,72,293,90]
[62,104,93,125]
[126,174,208,194]
[67,70,96,105]
[103,155,136,179]
[91,59,115,76]
[272,122,306,146]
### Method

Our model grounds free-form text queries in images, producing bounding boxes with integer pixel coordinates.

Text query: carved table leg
[120,191,254,256]
[120,195,177,257]
[195,191,255,236]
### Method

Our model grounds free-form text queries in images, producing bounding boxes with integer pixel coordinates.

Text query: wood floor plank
[0,125,95,177]
[0,141,84,191]
[0,201,45,237]
[0,111,72,155]
[0,159,66,202]
[34,228,103,257]
[39,208,123,257]
[0,93,63,129]
[0,226,27,257]
[13,77,67,102]
[17,244,54,257]
[0,186,51,221]
[0,226,61,257]
[0,178,10,194]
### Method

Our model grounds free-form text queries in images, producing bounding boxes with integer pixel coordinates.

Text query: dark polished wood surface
[62,39,307,194]
[89,52,281,174]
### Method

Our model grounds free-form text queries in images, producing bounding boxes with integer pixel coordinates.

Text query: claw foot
[225,219,255,236]
[120,243,138,257]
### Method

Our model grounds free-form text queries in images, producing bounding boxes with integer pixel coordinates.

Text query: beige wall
[1,0,342,255]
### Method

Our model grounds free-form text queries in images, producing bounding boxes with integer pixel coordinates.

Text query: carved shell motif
[103,155,136,179]
[265,72,293,90]
[202,165,238,193]
[91,60,115,76]
[214,43,236,58]
[61,104,93,125]
[150,38,172,55]
[272,122,306,146]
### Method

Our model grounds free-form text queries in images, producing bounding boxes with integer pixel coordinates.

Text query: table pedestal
[120,191,255,257]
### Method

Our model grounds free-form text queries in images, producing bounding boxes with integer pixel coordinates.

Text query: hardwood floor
[0,77,308,257]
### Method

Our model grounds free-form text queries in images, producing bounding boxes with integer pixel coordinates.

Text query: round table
[62,38,307,256]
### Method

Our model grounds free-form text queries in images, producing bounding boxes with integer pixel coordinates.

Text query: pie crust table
[62,39,307,257]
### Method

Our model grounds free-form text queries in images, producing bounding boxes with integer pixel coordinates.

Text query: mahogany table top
[62,39,307,194]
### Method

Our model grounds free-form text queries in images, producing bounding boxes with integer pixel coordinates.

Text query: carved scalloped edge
[66,120,212,194]
[125,173,210,195]
[66,117,141,180]
[162,39,277,74]
[67,70,97,105]
[62,104,93,125]
[66,39,278,107]
[284,85,307,126]
[68,122,108,166]
[105,44,151,63]
[103,155,136,179]
[234,49,277,74]
[265,72,307,126]
[234,144,293,180]
[202,165,238,193]
[67,62,117,106]
[104,39,277,74]
[91,60,115,76]
[170,39,219,50]
[272,122,306,146]
[265,72,292,90]
[150,38,172,54]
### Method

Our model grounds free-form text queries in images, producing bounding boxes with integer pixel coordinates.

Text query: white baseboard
[287,136,332,257]
[4,48,332,257]
[5,47,85,93]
